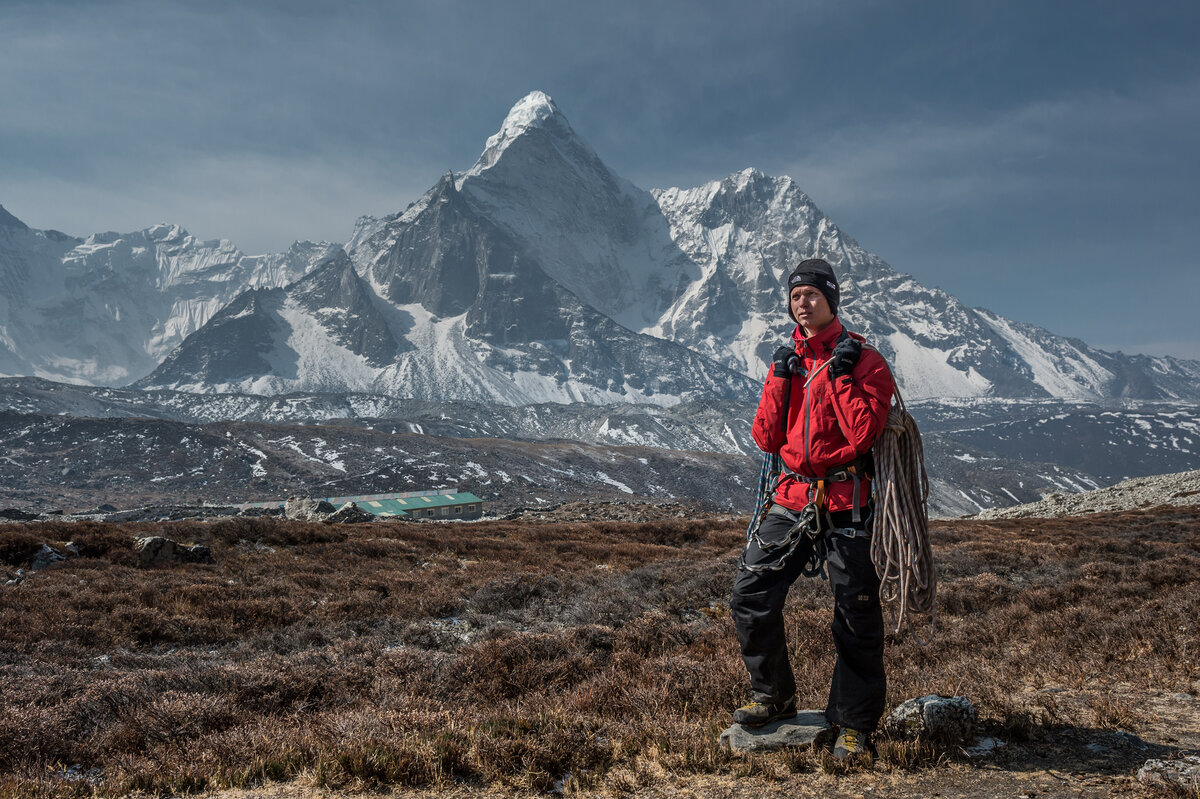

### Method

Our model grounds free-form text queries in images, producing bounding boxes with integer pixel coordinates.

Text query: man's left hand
[828,337,862,379]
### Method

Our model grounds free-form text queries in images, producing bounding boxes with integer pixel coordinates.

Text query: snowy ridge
[137,239,758,405]
[458,94,690,331]
[972,469,1200,519]
[0,208,339,385]
[975,309,1114,399]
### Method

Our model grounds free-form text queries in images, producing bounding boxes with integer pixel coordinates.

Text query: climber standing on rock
[731,257,895,762]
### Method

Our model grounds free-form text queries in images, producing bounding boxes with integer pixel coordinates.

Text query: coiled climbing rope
[870,388,936,639]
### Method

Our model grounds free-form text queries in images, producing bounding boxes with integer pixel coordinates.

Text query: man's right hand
[772,346,800,378]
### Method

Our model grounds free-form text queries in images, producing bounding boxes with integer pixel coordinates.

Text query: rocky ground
[972,468,1200,519]
[3,506,1198,799]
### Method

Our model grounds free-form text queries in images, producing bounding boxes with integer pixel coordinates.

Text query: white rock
[1138,754,1200,790]
[885,695,976,744]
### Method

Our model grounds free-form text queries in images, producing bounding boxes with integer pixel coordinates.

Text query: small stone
[884,695,976,745]
[1138,754,1200,790]
[325,501,374,524]
[0,508,40,521]
[963,736,1006,757]
[1113,731,1149,750]
[1172,692,1194,702]
[134,536,214,568]
[719,710,833,753]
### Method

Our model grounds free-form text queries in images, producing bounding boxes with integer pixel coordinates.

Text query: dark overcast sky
[2,0,1198,359]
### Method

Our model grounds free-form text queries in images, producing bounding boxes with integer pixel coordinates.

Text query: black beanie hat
[786,258,840,321]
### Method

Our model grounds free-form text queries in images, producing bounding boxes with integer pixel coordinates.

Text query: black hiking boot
[832,726,873,761]
[732,696,798,727]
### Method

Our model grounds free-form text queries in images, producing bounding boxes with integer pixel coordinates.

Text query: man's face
[790,285,834,335]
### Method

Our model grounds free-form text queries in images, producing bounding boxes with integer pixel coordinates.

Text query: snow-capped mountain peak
[457,92,690,332]
[479,90,564,157]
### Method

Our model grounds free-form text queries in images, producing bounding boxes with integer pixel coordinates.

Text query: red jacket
[752,317,894,513]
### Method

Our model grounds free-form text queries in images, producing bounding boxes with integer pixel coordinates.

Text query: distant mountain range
[3,92,1199,517]
[3,91,1199,404]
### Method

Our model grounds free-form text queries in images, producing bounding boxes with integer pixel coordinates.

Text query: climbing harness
[742,343,863,578]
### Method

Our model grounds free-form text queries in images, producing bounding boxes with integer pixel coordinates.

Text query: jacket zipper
[800,343,814,497]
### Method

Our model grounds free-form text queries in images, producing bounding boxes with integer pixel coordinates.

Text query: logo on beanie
[789,273,839,291]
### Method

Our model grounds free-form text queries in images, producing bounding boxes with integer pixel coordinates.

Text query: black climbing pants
[731,505,886,732]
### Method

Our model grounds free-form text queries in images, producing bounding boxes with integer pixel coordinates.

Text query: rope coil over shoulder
[869,384,936,640]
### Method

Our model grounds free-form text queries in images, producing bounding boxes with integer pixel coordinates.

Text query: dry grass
[1,507,1198,797]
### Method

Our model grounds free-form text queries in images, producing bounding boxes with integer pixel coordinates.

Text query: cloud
[4,151,437,253]
[775,76,1200,217]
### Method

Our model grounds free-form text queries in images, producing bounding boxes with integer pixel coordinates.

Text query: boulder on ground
[719,710,833,753]
[30,544,67,571]
[885,695,976,744]
[134,536,214,568]
[325,502,374,524]
[284,496,337,521]
[1138,754,1200,790]
[0,508,41,521]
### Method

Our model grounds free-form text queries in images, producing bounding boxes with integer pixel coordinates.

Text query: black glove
[828,336,862,379]
[772,346,801,378]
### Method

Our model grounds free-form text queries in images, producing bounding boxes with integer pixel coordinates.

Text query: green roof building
[241,489,484,520]
[321,490,484,520]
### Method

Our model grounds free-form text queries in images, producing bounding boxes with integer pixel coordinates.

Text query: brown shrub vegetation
[1,507,1197,796]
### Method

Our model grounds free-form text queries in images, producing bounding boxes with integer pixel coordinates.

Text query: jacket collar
[793,316,844,356]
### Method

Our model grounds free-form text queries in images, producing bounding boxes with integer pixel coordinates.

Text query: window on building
[454,505,462,514]
[467,504,477,513]
[440,506,448,515]
[426,509,435,517]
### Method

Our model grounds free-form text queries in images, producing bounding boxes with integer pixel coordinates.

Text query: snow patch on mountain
[976,308,1113,399]
[885,332,993,398]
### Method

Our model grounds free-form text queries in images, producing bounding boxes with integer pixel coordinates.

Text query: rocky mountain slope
[136,176,757,404]
[17,374,1198,516]
[971,468,1200,519]
[0,410,757,515]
